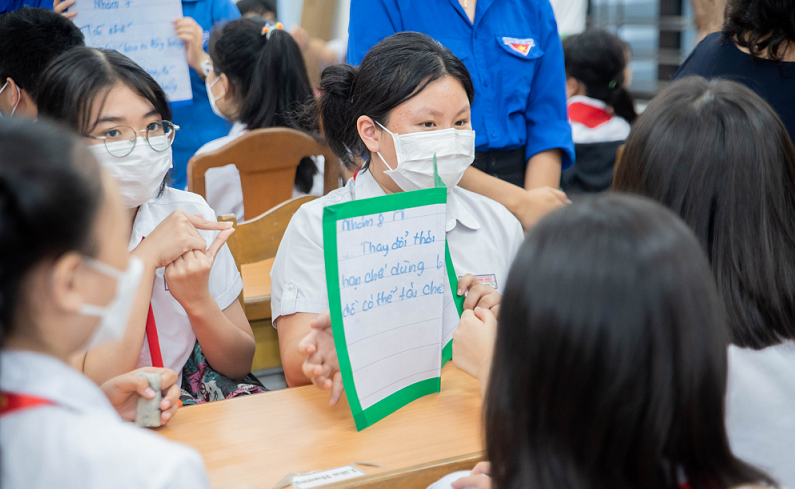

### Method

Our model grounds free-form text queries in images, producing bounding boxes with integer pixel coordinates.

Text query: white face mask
[79,255,144,351]
[89,139,173,208]
[0,80,21,117]
[205,75,230,121]
[375,122,475,192]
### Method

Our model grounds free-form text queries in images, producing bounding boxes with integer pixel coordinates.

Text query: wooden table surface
[157,363,483,488]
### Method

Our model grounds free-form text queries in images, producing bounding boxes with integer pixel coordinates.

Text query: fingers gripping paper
[323,185,462,431]
[74,0,193,103]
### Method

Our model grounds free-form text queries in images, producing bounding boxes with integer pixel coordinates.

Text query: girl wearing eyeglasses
[36,47,263,404]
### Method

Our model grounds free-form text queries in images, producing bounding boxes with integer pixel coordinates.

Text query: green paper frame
[323,186,455,431]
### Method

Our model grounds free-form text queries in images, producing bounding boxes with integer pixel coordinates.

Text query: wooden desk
[241,258,274,322]
[157,363,484,488]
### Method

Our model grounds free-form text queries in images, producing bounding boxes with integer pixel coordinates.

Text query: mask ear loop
[374,121,398,171]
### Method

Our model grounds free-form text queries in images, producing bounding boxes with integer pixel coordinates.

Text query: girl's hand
[173,18,208,76]
[298,310,344,406]
[164,227,235,311]
[517,187,571,230]
[451,462,492,489]
[457,274,501,317]
[453,307,497,386]
[101,367,181,426]
[53,0,77,20]
[134,210,232,269]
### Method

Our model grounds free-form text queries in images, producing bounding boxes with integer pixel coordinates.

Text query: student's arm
[347,0,401,65]
[524,149,563,189]
[165,233,256,381]
[277,313,318,387]
[458,166,569,230]
[81,212,233,385]
[522,1,575,189]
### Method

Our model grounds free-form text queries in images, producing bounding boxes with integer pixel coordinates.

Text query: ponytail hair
[563,30,637,123]
[318,32,475,170]
[0,118,102,341]
[209,18,318,193]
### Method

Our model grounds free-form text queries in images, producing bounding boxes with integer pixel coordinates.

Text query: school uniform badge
[502,37,535,56]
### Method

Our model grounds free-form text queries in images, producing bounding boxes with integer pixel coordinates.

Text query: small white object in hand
[134,372,161,428]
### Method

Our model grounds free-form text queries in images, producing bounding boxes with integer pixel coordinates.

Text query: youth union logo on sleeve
[502,37,535,56]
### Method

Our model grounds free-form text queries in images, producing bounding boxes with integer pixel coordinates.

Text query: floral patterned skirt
[179,341,267,406]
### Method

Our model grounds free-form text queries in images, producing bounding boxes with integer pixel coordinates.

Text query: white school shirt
[130,187,243,382]
[567,95,631,144]
[196,123,325,222]
[270,168,525,325]
[0,350,209,489]
[726,341,795,489]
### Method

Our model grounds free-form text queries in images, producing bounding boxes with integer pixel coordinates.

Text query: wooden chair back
[325,453,485,489]
[218,195,317,314]
[188,127,340,221]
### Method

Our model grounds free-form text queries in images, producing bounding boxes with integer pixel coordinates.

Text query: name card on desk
[74,0,193,103]
[323,174,464,431]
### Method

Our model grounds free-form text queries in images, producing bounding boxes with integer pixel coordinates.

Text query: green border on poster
[323,186,448,431]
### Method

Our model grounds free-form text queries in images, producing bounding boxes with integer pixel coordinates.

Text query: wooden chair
[219,195,317,370]
[325,453,485,489]
[188,127,340,221]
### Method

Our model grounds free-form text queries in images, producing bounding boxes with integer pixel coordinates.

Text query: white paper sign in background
[74,0,193,103]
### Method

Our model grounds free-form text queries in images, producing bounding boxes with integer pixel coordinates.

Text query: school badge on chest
[502,37,535,56]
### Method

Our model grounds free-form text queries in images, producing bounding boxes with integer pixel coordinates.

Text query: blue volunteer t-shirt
[0,0,52,13]
[347,0,574,169]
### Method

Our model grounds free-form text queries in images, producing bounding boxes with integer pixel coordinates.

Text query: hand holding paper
[299,311,344,406]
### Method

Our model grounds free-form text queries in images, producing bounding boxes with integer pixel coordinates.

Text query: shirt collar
[353,170,481,232]
[0,350,119,419]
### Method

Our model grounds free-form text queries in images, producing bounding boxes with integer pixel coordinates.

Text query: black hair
[723,0,795,61]
[0,7,85,101]
[487,194,773,489]
[236,0,277,18]
[0,118,103,343]
[36,47,173,197]
[318,32,475,170]
[613,77,795,349]
[37,47,172,134]
[209,18,318,193]
[563,29,637,123]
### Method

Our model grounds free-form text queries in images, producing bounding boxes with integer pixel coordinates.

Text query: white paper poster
[74,0,193,103]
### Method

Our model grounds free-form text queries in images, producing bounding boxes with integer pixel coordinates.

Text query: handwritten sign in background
[75,0,193,103]
[334,204,447,410]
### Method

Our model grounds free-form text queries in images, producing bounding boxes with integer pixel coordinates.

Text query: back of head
[0,118,102,342]
[36,47,172,134]
[209,18,313,132]
[723,0,795,61]
[318,31,474,169]
[487,194,770,489]
[563,29,636,122]
[0,7,85,101]
[236,0,277,19]
[613,77,795,348]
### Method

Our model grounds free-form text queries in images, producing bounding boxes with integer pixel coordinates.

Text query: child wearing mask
[0,118,209,488]
[272,32,525,399]
[194,18,322,222]
[36,47,264,404]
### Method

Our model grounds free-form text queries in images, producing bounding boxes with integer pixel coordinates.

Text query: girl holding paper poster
[36,47,264,404]
[271,32,526,397]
